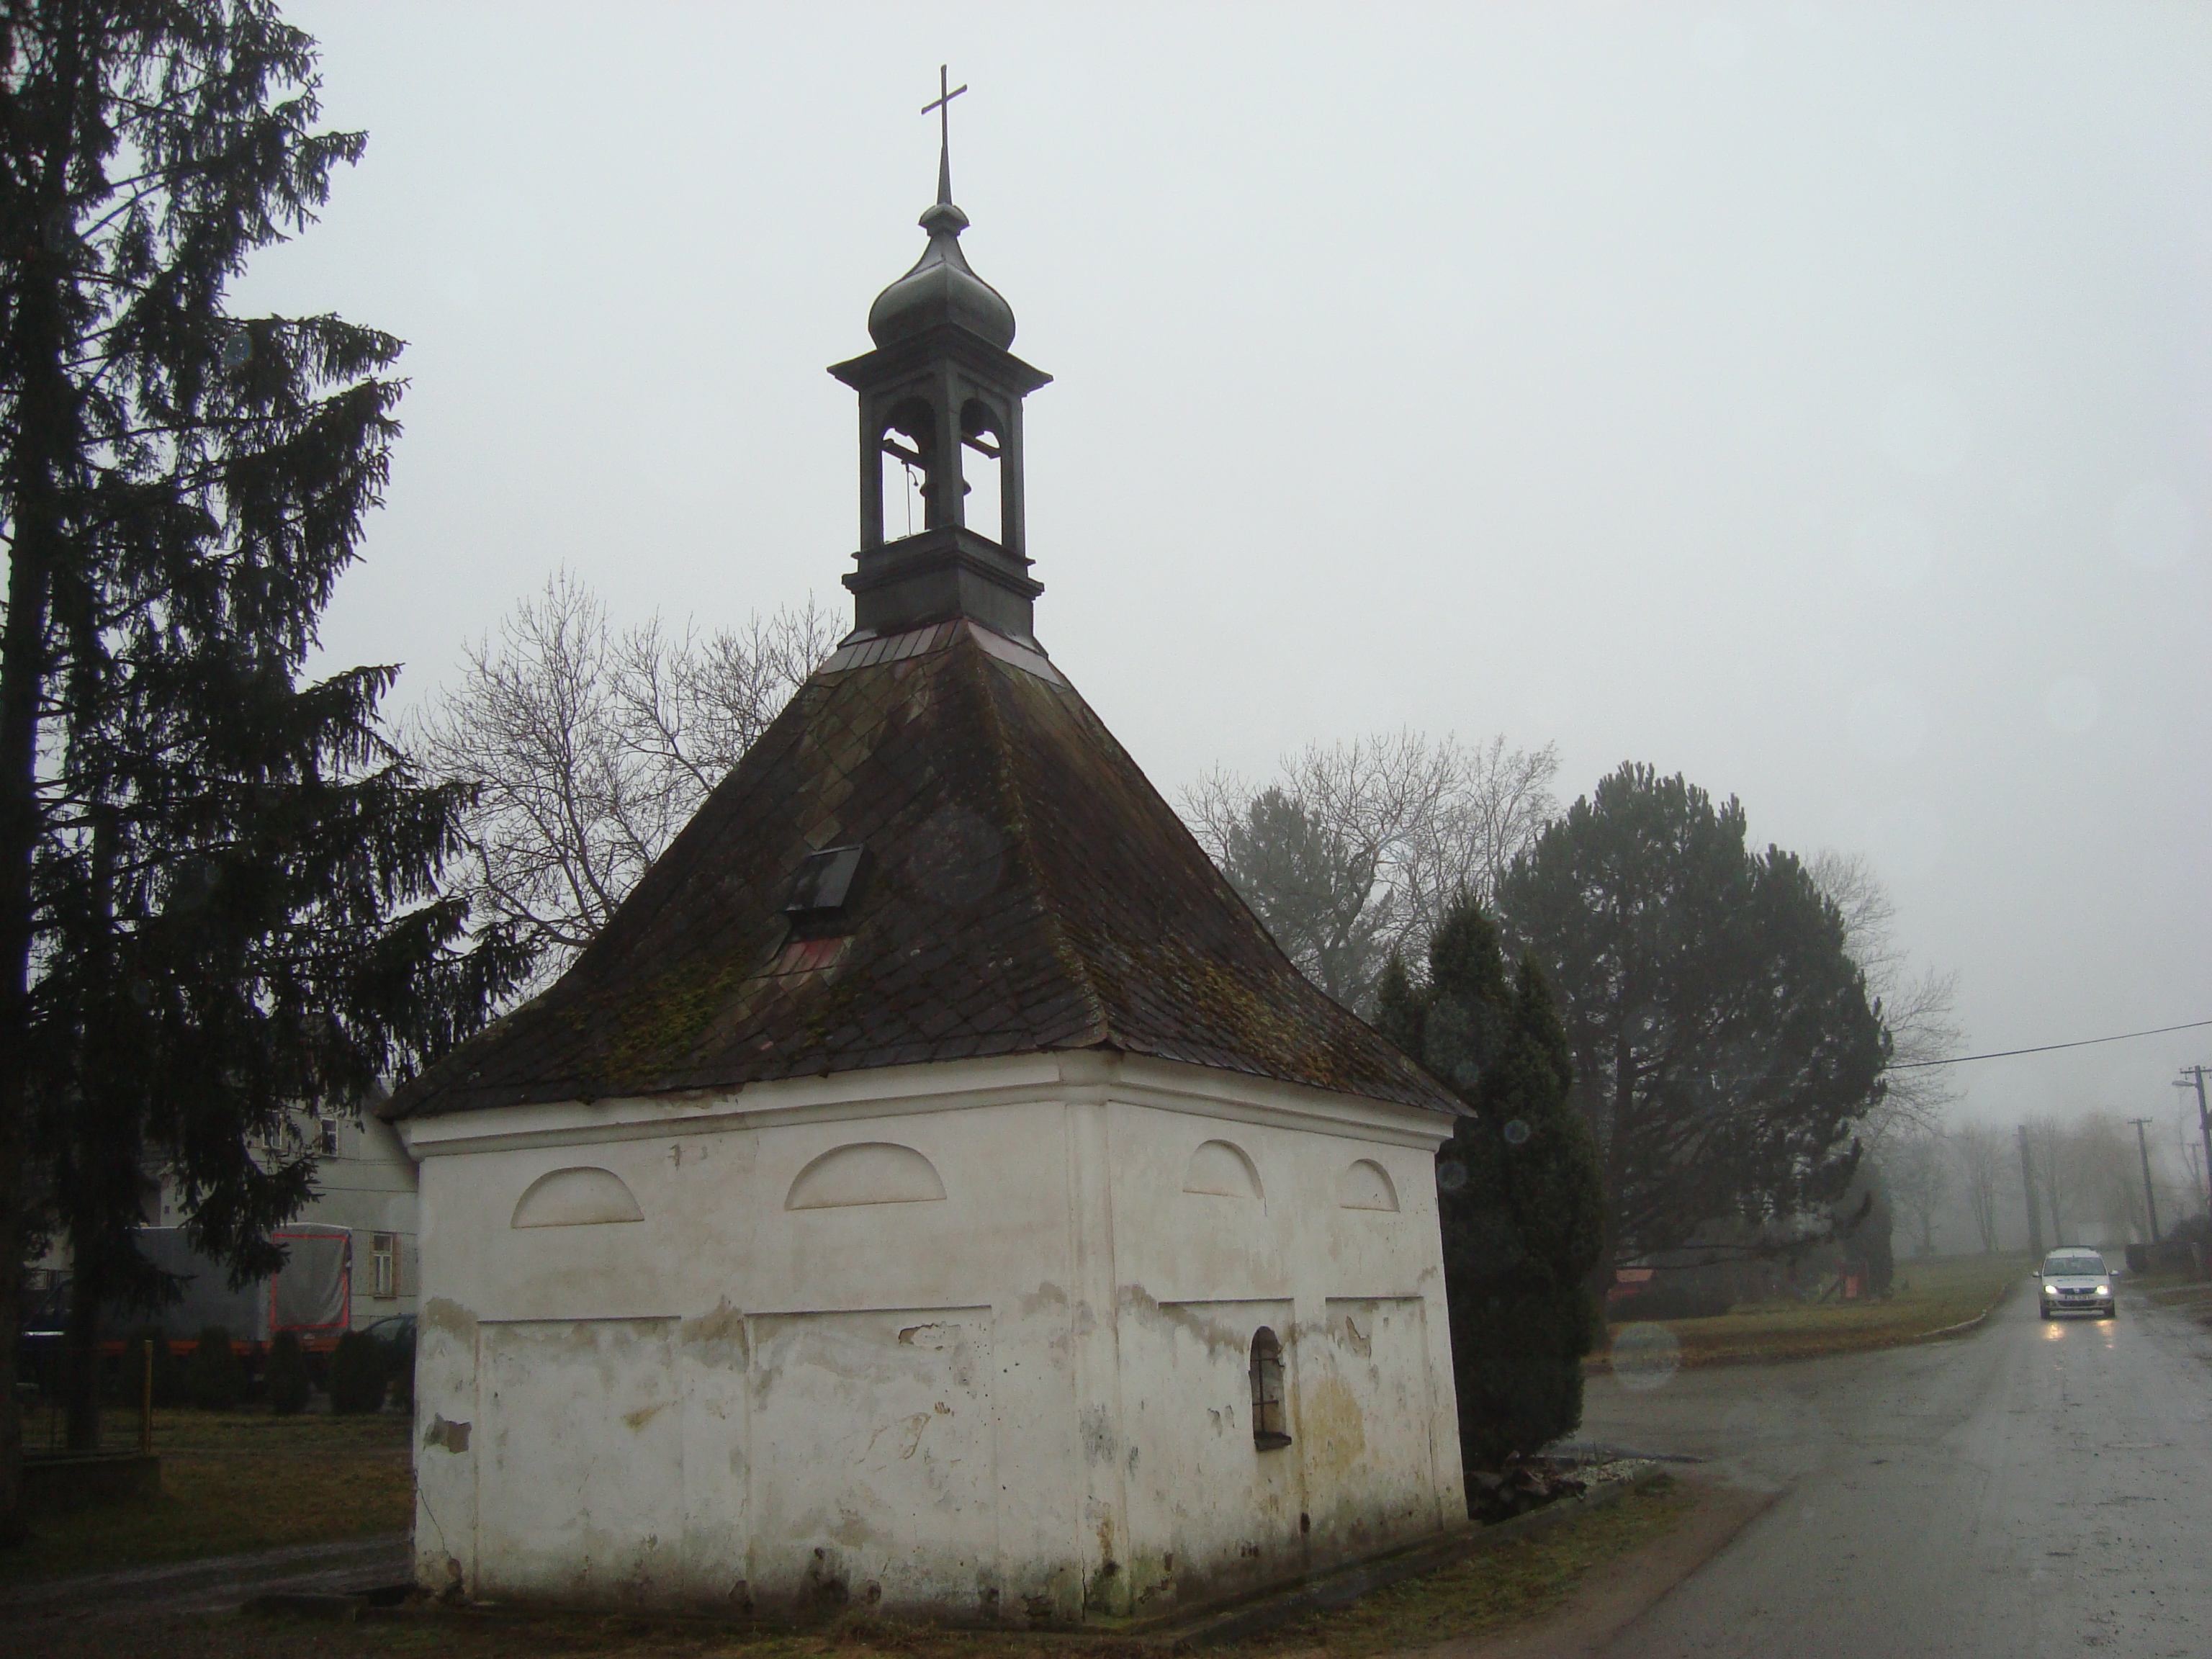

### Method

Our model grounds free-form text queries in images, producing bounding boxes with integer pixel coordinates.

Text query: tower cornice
[827,324,1052,399]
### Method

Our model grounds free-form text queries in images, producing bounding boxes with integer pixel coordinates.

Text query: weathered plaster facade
[403,1051,1465,1619]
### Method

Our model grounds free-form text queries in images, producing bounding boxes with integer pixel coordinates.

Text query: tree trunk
[0,475,51,1534]
[0,4,89,1539]
[0,411,60,1531]
[60,1240,102,1452]
[1580,1015,1640,1316]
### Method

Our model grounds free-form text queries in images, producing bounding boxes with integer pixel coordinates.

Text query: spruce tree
[1382,896,1606,1480]
[0,2,527,1532]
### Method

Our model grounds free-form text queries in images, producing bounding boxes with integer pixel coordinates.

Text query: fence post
[140,1339,153,1456]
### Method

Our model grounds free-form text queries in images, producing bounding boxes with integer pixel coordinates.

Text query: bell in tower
[829,69,1052,645]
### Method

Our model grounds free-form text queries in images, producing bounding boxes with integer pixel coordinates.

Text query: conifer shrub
[384,1326,416,1413]
[328,1329,387,1414]
[185,1326,245,1411]
[266,1329,311,1416]
[1377,899,1607,1482]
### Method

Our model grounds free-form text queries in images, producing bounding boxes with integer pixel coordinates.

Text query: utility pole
[2017,1124,2044,1258]
[2177,1066,2212,1218]
[2128,1117,2161,1243]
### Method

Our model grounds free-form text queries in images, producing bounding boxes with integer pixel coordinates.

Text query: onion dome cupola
[830,68,1052,645]
[866,198,1016,350]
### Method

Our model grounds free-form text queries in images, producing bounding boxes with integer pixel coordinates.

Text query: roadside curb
[1129,1464,1670,1649]
[1583,1273,2026,1377]
[1910,1273,2020,1345]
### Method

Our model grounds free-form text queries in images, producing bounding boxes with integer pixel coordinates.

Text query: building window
[371,1233,398,1299]
[318,1117,341,1156]
[1249,1327,1290,1450]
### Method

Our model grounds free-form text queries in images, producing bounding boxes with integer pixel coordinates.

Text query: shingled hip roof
[387,623,1460,1121]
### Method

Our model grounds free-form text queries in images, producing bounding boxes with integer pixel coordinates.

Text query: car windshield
[2043,1254,2105,1277]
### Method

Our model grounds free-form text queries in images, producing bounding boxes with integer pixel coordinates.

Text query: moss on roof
[387,624,1460,1120]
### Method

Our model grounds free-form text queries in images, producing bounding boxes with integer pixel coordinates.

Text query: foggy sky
[249,3,2212,1157]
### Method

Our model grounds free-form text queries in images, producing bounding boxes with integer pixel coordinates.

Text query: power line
[1888,1017,2212,1071]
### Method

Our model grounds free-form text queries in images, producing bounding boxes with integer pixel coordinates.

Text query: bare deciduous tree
[408,571,835,994]
[1884,1129,1953,1258]
[2079,1115,2144,1241]
[2024,1117,2072,1247]
[1396,736,1564,953]
[1181,731,1559,1012]
[1954,1121,2008,1254]
[1809,850,1966,1141]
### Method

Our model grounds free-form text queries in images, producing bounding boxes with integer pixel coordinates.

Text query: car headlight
[2095,1285,2109,1296]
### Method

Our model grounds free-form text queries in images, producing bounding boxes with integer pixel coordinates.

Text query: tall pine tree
[1377,897,1606,1478]
[0,1,526,1529]
[1493,764,1886,1283]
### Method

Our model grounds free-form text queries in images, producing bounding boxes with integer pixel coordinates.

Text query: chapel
[388,91,1469,1622]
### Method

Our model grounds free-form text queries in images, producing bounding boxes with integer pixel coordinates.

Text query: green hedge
[328,1329,387,1414]
[266,1329,311,1416]
[184,1325,244,1411]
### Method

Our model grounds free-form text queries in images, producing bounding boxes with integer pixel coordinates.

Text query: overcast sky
[250,2,2211,1159]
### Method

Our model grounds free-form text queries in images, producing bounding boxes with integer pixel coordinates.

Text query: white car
[2038,1249,2116,1319]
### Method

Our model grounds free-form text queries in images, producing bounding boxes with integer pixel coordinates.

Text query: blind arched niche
[786,1143,947,1210]
[511,1167,644,1228]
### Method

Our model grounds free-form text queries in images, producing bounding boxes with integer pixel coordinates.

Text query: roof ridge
[956,630,1115,1051]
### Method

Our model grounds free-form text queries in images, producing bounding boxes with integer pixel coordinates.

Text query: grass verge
[1232,1475,1690,1655]
[2,1406,412,1584]
[37,1479,1694,1659]
[1591,1254,2025,1372]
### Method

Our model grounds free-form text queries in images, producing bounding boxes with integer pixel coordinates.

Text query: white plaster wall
[405,1053,1463,1622]
[1094,1102,1460,1611]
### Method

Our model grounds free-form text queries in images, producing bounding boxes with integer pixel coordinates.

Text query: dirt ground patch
[2134,1276,2212,1324]
[3,1406,412,1584]
[5,1480,1694,1659]
[1591,1254,2025,1372]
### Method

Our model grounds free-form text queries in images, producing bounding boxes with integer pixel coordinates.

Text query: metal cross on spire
[922,65,967,206]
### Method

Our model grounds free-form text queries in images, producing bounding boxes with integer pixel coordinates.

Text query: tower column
[930,364,964,531]
[1001,400,1028,560]
[858,400,885,551]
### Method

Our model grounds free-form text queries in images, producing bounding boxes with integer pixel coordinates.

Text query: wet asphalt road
[1576,1279,2212,1658]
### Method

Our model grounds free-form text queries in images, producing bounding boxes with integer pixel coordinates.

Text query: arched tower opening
[878,397,938,541]
[961,397,1004,544]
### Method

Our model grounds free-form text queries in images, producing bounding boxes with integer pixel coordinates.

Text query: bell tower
[830,69,1052,643]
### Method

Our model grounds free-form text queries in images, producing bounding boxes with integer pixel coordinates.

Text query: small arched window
[1249,1327,1290,1450]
